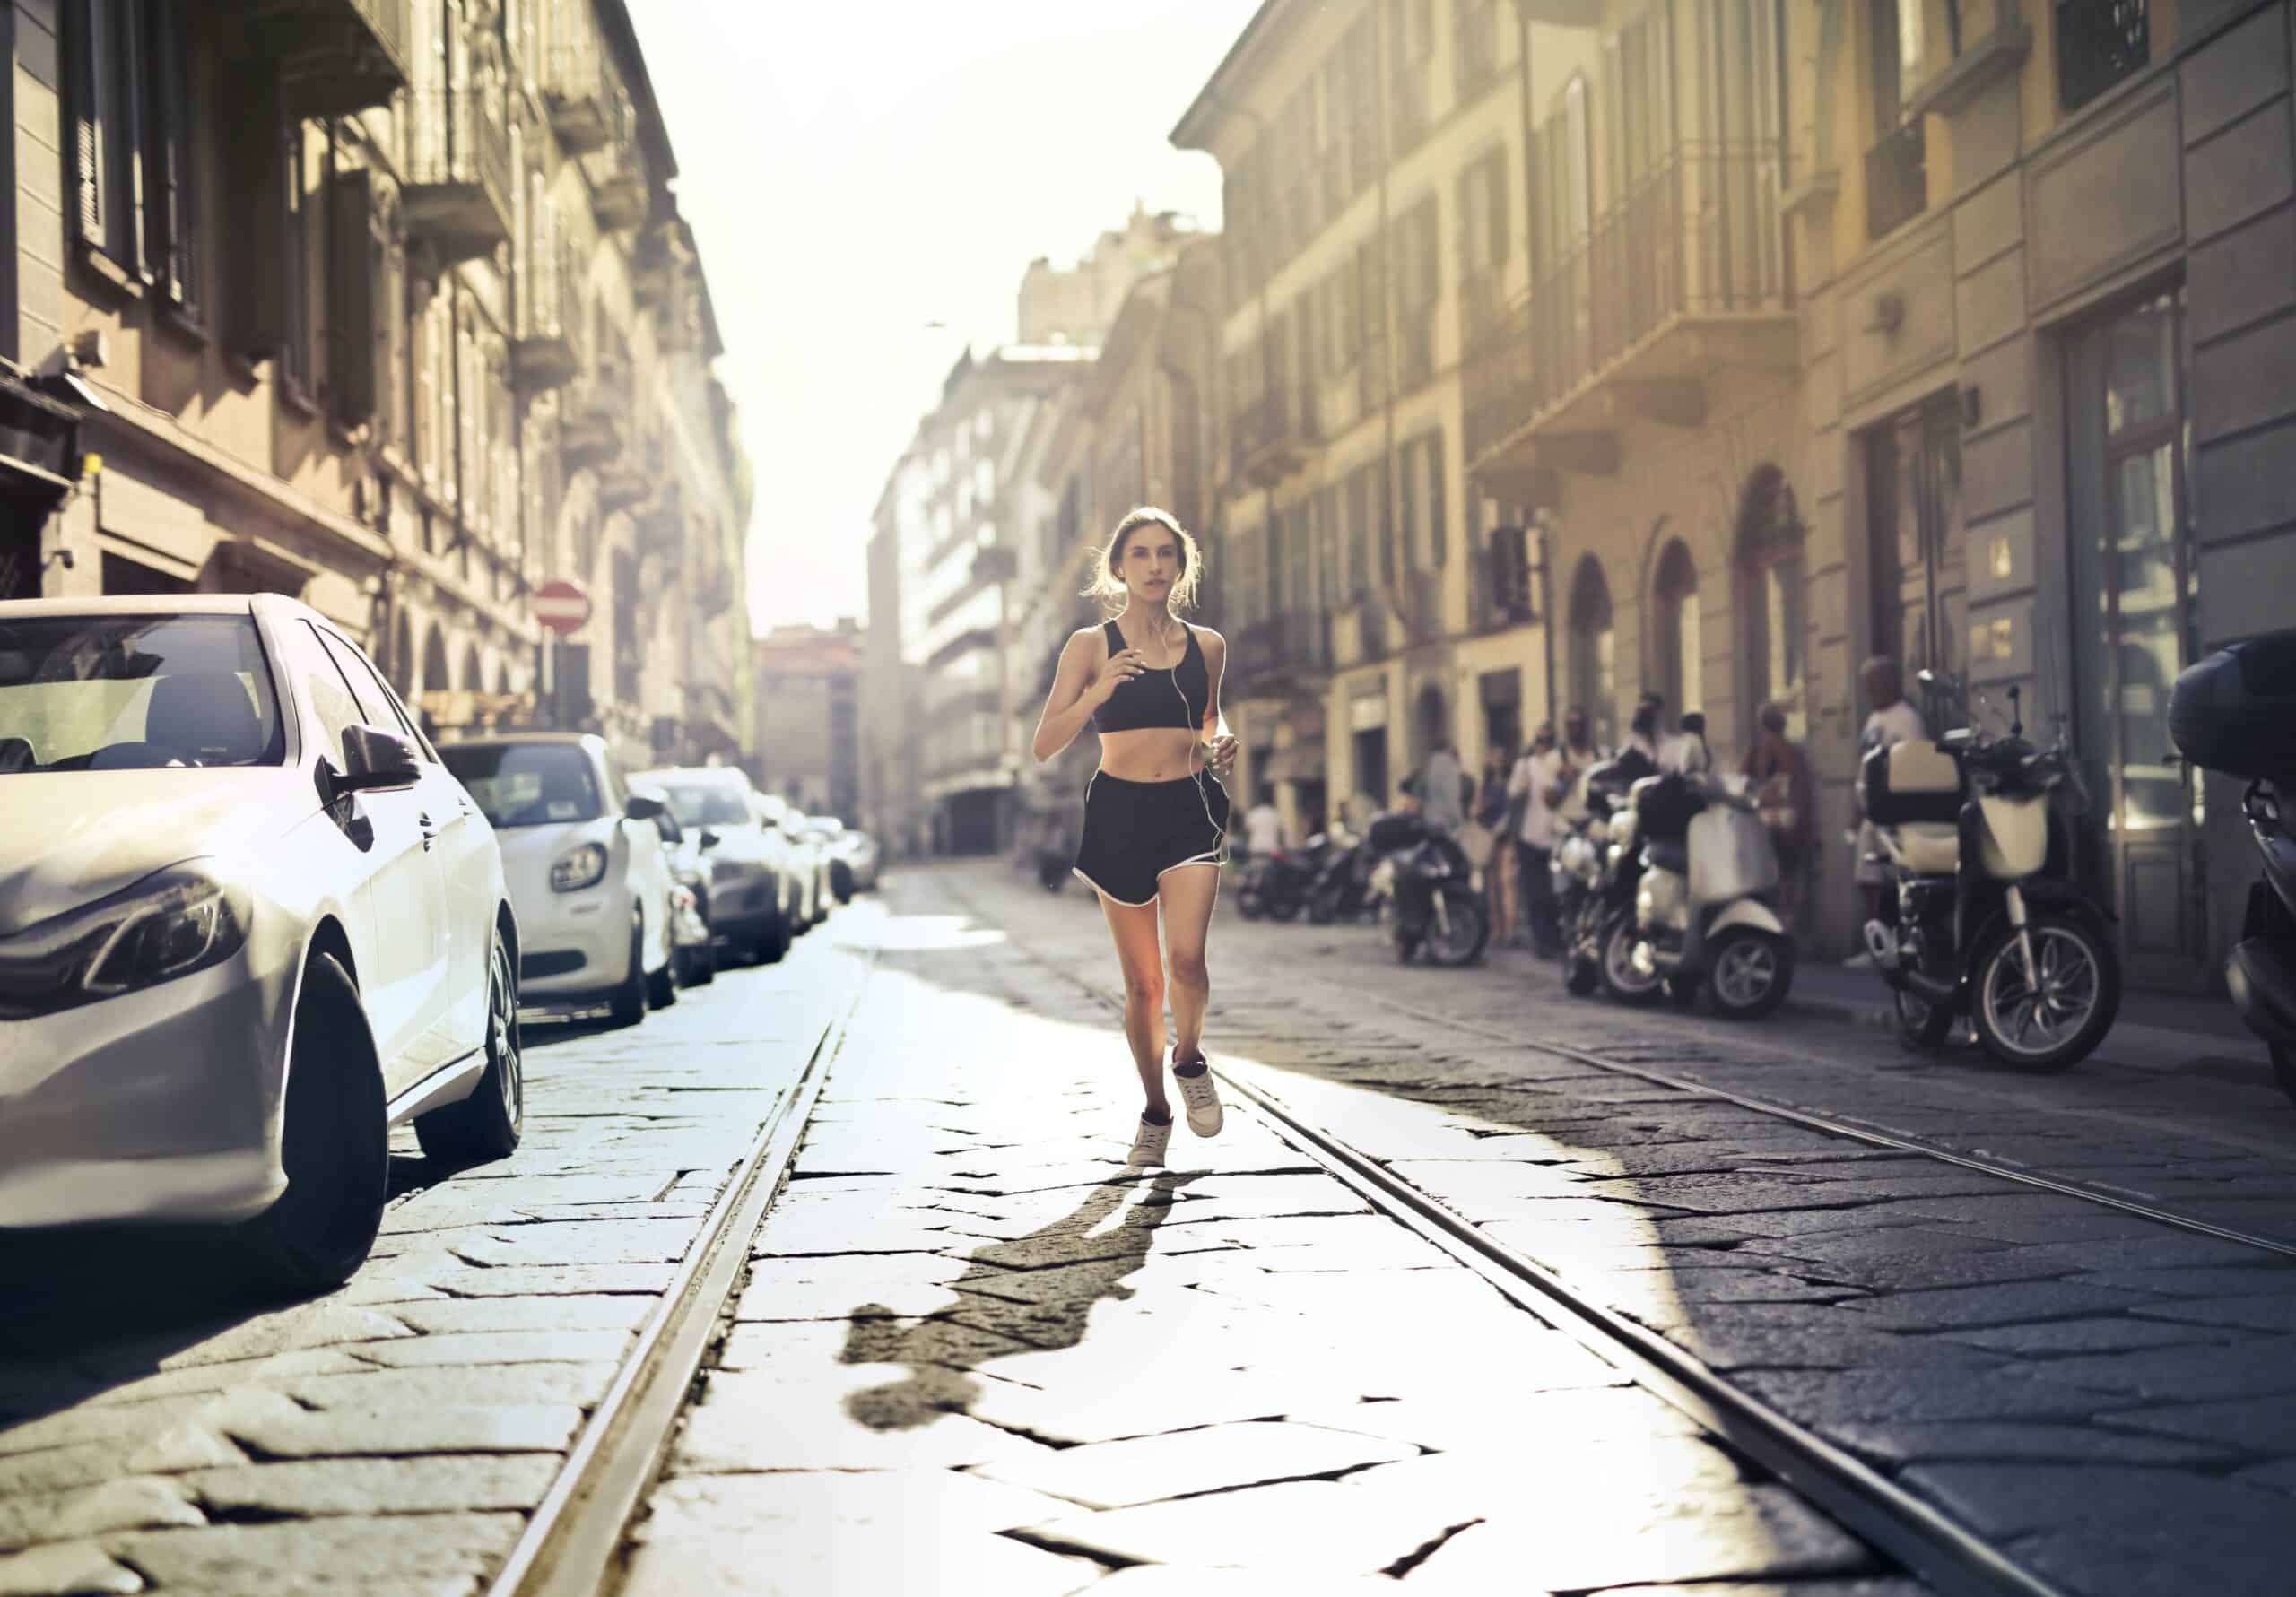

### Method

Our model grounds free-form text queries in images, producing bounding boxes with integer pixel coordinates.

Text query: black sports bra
[1091,620,1209,734]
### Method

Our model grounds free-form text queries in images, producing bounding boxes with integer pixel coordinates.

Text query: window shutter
[222,83,292,360]
[329,169,379,428]
[1416,197,1439,306]
[66,0,111,250]
[146,0,196,309]
[111,0,147,275]
[1485,150,1509,265]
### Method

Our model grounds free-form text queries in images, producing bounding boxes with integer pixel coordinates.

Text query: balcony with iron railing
[561,361,628,469]
[403,91,514,265]
[514,250,586,394]
[1230,609,1332,697]
[544,44,624,155]
[249,0,410,117]
[1465,142,1796,493]
[1227,384,1321,489]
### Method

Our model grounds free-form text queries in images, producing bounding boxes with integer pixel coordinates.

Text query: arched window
[1735,464,1807,737]
[463,645,484,697]
[422,624,452,697]
[1566,556,1616,745]
[1652,537,1700,715]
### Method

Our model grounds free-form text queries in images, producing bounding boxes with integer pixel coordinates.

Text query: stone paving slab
[944,862,2296,1597]
[0,911,871,1594]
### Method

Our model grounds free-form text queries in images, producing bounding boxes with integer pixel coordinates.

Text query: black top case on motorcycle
[2170,624,2296,783]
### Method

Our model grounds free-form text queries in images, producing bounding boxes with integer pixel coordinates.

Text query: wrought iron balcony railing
[404,91,514,264]
[250,0,410,117]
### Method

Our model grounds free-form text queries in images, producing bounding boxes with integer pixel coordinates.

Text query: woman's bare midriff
[1096,726,1206,783]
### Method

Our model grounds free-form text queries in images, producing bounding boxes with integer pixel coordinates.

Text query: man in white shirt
[1244,792,1284,858]
[1508,722,1568,958]
[1848,655,1927,967]
[1417,742,1466,834]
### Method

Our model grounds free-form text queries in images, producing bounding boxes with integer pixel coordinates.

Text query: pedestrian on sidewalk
[1508,721,1570,959]
[1847,655,1926,968]
[1474,743,1518,945]
[1031,507,1238,1167]
[1742,700,1814,932]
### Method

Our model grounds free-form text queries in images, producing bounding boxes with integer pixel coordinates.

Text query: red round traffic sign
[534,579,592,637]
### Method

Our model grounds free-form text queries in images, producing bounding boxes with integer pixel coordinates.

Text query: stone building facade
[1173,0,1561,846]
[1173,0,2295,990]
[754,619,862,820]
[0,0,748,773]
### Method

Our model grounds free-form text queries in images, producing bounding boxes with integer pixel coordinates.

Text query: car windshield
[658,783,753,828]
[0,612,284,772]
[440,742,602,828]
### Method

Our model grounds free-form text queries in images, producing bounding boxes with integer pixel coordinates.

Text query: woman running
[1031,507,1238,1165]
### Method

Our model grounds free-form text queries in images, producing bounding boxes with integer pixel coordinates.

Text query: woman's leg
[1098,892,1171,1115]
[1158,864,1220,1064]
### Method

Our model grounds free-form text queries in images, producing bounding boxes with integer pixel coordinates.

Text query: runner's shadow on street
[839,1170,1193,1431]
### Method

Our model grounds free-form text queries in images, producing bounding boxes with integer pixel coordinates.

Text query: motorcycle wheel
[1599,912,1662,1005]
[1267,893,1302,924]
[1423,890,1490,968]
[1970,912,2120,1072]
[1707,928,1795,1020]
[1237,890,1266,921]
[1894,987,1953,1053]
[2274,1044,2296,1109]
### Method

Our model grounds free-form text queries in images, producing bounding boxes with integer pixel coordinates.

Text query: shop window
[2057,0,2148,113]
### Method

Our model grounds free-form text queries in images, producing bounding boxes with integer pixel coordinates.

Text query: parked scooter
[2170,625,2296,1106]
[1307,821,1380,924]
[1370,812,1489,967]
[1626,717,1796,1017]
[1560,751,1661,1001]
[1860,673,2119,1072]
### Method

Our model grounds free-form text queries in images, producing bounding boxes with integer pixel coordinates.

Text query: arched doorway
[1735,463,1806,737]
[1651,537,1700,716]
[1566,556,1616,745]
[422,625,452,697]
[462,645,484,700]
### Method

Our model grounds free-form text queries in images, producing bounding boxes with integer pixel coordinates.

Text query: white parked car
[440,733,675,1027]
[0,595,521,1297]
[638,766,796,965]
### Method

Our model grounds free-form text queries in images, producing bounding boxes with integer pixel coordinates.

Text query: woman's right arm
[1032,630,1138,762]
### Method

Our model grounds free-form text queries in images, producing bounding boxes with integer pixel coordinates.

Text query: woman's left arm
[1199,629,1238,779]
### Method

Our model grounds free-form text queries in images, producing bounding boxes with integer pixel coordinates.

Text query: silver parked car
[639,766,796,965]
[0,595,522,1296]
[440,734,676,1027]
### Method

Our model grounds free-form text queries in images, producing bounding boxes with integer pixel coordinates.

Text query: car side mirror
[626,793,667,822]
[335,724,422,794]
[700,829,722,849]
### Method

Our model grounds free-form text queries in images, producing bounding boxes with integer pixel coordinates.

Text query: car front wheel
[415,928,525,1165]
[608,918,649,1028]
[239,952,387,1298]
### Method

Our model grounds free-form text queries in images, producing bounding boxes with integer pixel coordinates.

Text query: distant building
[755,620,864,820]
[1018,203,1196,347]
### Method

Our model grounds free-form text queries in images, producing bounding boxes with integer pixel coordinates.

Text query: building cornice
[1170,0,1295,151]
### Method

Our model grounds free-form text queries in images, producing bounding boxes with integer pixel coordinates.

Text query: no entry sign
[534,579,592,637]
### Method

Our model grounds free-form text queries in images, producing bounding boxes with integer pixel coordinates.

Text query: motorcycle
[1559,751,1662,1002]
[1236,844,1315,923]
[1370,812,1489,967]
[1626,722,1796,1020]
[1860,673,2120,1072]
[2170,624,2296,1107]
[1307,821,1380,924]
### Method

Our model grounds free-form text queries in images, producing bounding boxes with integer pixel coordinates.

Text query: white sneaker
[1842,950,1876,970]
[1126,1114,1173,1166]
[1174,1058,1223,1137]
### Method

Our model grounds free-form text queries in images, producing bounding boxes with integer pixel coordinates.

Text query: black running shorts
[1072,770,1231,906]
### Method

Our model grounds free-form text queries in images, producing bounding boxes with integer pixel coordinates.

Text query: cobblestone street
[5,864,2296,1595]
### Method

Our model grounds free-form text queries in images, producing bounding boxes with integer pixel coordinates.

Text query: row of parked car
[0,593,876,1300]
[434,735,876,1028]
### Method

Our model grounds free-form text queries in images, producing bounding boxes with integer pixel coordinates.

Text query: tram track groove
[1279,966,2296,1263]
[483,950,874,1597]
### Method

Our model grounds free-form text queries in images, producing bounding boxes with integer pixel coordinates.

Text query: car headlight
[0,862,253,1019]
[552,843,610,893]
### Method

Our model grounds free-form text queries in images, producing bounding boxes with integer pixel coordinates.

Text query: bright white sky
[630,2,1259,638]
